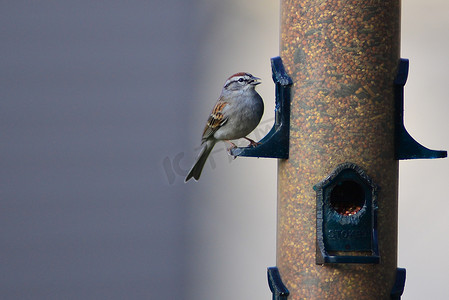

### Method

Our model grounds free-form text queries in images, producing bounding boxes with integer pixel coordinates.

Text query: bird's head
[222,72,261,93]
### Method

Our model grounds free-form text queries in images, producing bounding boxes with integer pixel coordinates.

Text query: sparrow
[185,72,264,182]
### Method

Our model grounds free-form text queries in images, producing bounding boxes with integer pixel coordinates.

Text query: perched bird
[185,72,264,182]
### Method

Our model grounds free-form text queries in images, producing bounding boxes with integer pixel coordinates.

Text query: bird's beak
[251,77,261,85]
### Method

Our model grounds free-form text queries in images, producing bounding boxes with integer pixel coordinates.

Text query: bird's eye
[238,78,244,82]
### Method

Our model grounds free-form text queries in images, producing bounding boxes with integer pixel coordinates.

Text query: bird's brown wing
[201,100,228,142]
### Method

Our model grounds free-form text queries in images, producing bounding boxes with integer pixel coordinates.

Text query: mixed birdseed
[277,0,401,298]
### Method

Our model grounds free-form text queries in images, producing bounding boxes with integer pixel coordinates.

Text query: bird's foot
[244,137,260,148]
[225,140,237,153]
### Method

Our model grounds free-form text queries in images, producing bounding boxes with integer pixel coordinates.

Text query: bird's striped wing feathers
[202,100,228,141]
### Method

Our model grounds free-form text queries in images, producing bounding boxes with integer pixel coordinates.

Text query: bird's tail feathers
[185,140,216,182]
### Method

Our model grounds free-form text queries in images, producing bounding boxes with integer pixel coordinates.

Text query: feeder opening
[330,180,365,216]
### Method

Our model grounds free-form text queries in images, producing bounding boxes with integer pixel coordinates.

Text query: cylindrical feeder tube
[278,0,400,299]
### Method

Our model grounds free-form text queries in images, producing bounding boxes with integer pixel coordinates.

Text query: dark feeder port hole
[330,180,365,216]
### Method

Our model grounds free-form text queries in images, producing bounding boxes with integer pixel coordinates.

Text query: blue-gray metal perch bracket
[267,267,289,300]
[394,58,447,160]
[230,56,292,159]
[390,268,406,300]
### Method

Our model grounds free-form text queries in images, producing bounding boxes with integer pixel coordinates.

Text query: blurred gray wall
[0,1,448,299]
[1,1,200,299]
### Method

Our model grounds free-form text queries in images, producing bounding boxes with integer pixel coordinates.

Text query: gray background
[1,1,448,299]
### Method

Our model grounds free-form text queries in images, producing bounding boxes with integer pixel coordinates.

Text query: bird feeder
[231,0,446,299]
